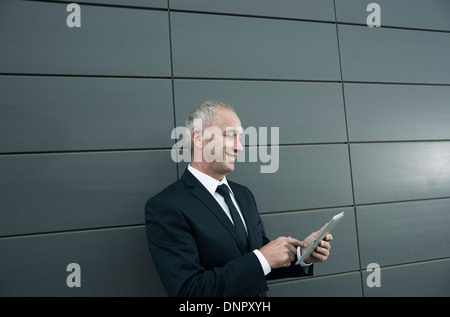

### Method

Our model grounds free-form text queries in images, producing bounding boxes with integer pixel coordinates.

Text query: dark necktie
[216,184,249,251]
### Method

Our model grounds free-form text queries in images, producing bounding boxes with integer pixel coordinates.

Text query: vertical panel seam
[167,0,180,180]
[333,0,365,297]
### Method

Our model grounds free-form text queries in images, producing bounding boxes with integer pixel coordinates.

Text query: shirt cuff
[253,249,271,276]
[297,247,312,275]
[253,247,312,276]
[297,247,313,267]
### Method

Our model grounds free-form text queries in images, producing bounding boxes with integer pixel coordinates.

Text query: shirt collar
[188,164,233,196]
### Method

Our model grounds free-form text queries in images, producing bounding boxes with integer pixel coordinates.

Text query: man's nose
[235,137,243,152]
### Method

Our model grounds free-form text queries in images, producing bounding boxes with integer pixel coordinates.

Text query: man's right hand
[259,236,303,269]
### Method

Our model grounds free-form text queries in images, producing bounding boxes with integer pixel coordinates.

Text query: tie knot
[216,184,230,197]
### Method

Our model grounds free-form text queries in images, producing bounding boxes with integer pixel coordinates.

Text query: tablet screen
[295,212,344,265]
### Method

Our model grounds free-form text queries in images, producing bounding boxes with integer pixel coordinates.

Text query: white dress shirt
[187,165,311,276]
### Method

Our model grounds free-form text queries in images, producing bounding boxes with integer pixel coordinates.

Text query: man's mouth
[225,152,237,161]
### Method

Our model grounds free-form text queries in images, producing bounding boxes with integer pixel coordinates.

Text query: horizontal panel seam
[26,0,169,11]
[2,74,450,86]
[2,140,450,156]
[0,223,145,240]
[22,2,450,34]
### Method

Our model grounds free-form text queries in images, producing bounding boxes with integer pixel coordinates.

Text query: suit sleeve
[145,197,268,297]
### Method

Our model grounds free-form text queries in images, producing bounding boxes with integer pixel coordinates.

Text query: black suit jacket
[145,168,312,297]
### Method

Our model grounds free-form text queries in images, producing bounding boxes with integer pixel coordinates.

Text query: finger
[316,223,328,234]
[319,240,331,250]
[288,250,295,262]
[323,234,333,242]
[312,248,329,261]
[286,242,297,255]
[311,251,326,262]
[287,237,303,248]
[310,223,328,239]
[314,246,329,257]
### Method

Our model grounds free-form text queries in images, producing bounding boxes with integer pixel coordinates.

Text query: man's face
[199,108,244,177]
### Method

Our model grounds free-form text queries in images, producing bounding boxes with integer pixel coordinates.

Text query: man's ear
[191,129,204,163]
[192,128,203,147]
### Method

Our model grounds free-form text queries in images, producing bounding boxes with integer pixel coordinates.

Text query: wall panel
[170,0,335,21]
[262,207,359,276]
[336,0,450,31]
[339,25,450,84]
[174,80,347,144]
[351,142,450,204]
[357,199,450,267]
[0,151,177,237]
[0,1,171,76]
[171,12,340,80]
[267,272,362,297]
[0,77,174,152]
[362,259,450,297]
[229,145,353,213]
[0,227,167,296]
[178,145,353,213]
[345,84,450,142]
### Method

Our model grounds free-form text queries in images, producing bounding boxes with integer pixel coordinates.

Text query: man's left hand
[300,224,333,264]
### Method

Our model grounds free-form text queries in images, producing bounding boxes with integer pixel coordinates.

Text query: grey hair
[185,101,235,133]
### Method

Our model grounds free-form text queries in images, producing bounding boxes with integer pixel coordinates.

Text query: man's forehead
[210,108,242,129]
[206,123,243,134]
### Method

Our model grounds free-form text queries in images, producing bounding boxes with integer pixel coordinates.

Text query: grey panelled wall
[0,0,449,297]
[0,77,174,152]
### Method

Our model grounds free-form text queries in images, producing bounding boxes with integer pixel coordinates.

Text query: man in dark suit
[145,101,333,297]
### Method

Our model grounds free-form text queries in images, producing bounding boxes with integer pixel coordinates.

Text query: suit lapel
[181,169,249,254]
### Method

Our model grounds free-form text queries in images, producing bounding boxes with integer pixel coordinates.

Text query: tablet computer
[295,212,344,265]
